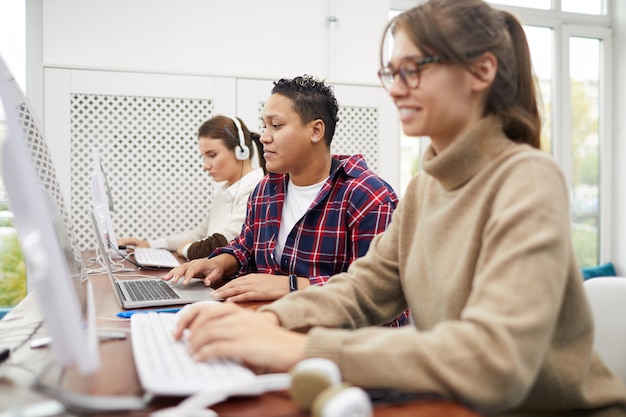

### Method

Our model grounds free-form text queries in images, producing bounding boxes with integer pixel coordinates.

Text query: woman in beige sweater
[173,1,626,415]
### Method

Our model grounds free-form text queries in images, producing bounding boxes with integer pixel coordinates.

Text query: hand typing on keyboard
[174,301,220,340]
[162,256,232,287]
[172,302,307,375]
[130,312,257,397]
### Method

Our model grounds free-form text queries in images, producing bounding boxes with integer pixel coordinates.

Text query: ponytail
[495,11,541,148]
[250,132,268,174]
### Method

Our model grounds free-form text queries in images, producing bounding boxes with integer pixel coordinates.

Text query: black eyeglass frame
[377,55,448,91]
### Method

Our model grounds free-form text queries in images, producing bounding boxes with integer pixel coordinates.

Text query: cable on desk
[106,240,144,268]
[8,320,43,350]
[0,320,43,366]
[108,241,183,271]
[96,242,141,270]
[90,244,139,274]
[0,321,43,345]
[89,242,175,285]
[0,348,9,364]
[367,388,448,406]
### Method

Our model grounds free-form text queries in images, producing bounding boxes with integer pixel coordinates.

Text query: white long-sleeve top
[149,168,265,258]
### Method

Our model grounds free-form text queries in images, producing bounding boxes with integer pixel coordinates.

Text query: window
[488,0,550,10]
[391,1,612,268]
[489,0,605,14]
[0,0,27,310]
[564,31,609,267]
[562,0,605,15]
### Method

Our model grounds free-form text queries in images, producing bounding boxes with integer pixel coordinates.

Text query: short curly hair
[271,75,339,146]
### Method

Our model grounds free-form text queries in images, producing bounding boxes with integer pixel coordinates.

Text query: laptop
[89,209,216,309]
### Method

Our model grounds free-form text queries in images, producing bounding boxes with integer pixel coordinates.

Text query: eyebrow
[388,54,428,65]
[260,114,280,123]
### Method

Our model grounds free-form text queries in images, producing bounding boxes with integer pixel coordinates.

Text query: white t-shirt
[273,177,326,261]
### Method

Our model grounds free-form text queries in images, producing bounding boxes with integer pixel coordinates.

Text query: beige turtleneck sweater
[261,116,626,416]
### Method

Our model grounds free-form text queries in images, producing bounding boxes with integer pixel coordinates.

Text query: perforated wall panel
[333,106,380,172]
[16,102,84,273]
[70,94,215,251]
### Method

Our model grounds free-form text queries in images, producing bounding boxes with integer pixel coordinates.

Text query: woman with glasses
[172,0,626,414]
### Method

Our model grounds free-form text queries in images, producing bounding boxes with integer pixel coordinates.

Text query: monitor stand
[32,361,149,413]
[30,281,148,413]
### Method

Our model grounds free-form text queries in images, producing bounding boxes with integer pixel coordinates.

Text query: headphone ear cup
[230,117,250,161]
[235,145,250,160]
[312,384,373,417]
[290,358,342,410]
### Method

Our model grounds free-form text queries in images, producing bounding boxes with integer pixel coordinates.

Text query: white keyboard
[133,248,181,269]
[130,312,256,396]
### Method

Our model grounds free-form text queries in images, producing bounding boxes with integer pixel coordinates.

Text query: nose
[203,158,211,171]
[388,76,409,97]
[260,129,271,145]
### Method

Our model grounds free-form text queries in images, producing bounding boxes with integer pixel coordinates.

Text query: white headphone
[230,117,251,161]
[290,358,372,417]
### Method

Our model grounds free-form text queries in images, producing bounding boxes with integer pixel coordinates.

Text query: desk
[0,258,481,417]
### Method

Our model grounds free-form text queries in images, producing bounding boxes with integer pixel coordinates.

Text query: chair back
[583,277,626,382]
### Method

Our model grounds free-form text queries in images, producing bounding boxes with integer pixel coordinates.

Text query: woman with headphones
[118,115,266,260]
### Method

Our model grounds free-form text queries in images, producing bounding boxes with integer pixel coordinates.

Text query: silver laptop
[89,209,215,309]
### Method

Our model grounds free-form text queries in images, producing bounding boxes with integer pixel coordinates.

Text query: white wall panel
[41,0,389,85]
[39,0,403,250]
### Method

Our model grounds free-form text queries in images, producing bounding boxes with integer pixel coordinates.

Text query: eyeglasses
[377,55,447,91]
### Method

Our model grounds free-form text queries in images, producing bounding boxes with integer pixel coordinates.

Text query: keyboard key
[122,280,181,302]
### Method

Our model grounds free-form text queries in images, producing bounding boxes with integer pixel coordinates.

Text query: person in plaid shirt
[164,75,408,327]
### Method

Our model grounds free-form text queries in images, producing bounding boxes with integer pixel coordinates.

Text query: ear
[311,119,326,144]
[469,51,498,93]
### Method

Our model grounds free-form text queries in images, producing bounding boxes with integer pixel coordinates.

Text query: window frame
[557,24,612,263]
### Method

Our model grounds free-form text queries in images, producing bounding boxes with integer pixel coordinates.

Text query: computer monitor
[91,147,120,253]
[0,60,84,278]
[0,54,99,374]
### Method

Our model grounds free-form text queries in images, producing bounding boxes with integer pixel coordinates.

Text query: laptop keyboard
[131,312,256,396]
[121,279,181,301]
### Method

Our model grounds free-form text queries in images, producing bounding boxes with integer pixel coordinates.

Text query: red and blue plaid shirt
[213,154,409,327]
